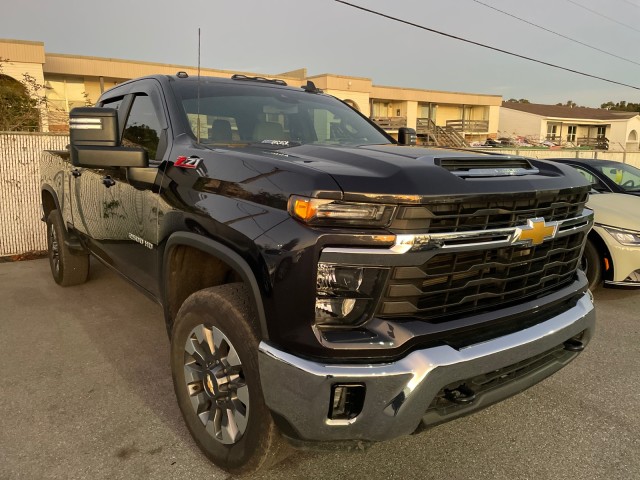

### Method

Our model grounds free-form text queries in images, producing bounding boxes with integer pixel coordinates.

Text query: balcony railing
[577,136,609,149]
[370,116,407,130]
[445,119,489,133]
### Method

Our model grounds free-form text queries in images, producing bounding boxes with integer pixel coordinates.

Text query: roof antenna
[196,27,201,144]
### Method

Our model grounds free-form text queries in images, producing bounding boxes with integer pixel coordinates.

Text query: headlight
[315,263,388,327]
[288,196,394,227]
[603,227,640,246]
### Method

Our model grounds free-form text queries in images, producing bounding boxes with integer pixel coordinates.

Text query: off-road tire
[170,283,289,475]
[46,209,89,286]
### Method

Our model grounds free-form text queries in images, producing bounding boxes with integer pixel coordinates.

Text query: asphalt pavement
[1,258,638,480]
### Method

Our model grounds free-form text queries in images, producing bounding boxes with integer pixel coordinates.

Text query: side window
[573,166,607,192]
[122,94,163,160]
[598,166,640,187]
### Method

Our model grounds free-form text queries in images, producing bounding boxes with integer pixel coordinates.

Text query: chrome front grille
[379,230,586,320]
[390,188,589,233]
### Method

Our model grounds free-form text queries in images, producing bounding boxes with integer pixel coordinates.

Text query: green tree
[555,100,577,108]
[600,100,640,112]
[0,58,47,131]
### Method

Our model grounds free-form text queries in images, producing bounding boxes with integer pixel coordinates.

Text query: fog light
[317,264,364,293]
[624,270,640,283]
[329,384,366,421]
[314,263,388,327]
[316,298,356,317]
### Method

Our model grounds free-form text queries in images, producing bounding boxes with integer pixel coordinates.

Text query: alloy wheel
[49,223,60,274]
[182,324,249,445]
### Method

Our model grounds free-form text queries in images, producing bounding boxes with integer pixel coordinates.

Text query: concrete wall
[499,108,544,139]
[324,89,371,116]
[435,105,461,126]
[488,106,501,138]
[0,133,69,256]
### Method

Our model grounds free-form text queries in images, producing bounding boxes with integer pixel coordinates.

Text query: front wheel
[170,284,288,475]
[580,239,602,291]
[46,209,89,286]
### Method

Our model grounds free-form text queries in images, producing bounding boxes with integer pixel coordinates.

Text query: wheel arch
[41,186,61,221]
[162,232,268,340]
[588,229,614,281]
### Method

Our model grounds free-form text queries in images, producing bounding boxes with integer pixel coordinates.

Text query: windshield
[593,162,640,191]
[171,80,391,147]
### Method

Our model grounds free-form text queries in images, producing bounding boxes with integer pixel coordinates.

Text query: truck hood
[200,143,590,203]
[268,144,590,200]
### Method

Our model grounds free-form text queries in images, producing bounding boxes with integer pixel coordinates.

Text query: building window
[567,125,577,143]
[547,124,558,140]
[597,126,607,139]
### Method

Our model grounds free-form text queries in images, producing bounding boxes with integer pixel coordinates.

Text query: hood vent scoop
[435,157,539,178]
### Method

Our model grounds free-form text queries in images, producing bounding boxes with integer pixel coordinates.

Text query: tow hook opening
[563,338,585,352]
[444,384,477,405]
[328,383,366,421]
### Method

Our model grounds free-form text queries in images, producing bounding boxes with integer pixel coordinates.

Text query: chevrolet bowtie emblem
[514,218,559,246]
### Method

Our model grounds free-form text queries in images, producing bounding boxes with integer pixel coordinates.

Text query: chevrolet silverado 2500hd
[40,73,595,474]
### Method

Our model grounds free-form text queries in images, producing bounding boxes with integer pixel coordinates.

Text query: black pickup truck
[40,73,595,474]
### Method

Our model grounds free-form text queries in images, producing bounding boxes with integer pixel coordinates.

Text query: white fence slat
[0,132,69,256]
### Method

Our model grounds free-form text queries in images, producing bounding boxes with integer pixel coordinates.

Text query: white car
[583,192,640,290]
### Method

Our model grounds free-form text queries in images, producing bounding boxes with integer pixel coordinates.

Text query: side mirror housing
[69,107,148,169]
[69,107,119,146]
[398,127,417,146]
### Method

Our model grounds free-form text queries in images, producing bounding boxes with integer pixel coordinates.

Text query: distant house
[500,102,640,151]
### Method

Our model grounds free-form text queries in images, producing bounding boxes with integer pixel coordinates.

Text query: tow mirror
[69,107,148,168]
[398,127,417,146]
[69,107,119,146]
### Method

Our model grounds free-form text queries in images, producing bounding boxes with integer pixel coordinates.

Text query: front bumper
[258,291,595,442]
[595,225,640,287]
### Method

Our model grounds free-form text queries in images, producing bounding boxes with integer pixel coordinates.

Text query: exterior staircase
[416,118,468,148]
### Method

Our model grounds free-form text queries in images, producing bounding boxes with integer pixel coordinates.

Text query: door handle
[71,169,82,178]
[102,176,116,188]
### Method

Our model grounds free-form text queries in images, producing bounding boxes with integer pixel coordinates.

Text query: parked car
[549,159,640,196]
[546,159,640,290]
[580,192,640,290]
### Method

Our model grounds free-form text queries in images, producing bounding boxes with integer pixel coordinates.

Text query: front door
[73,82,170,297]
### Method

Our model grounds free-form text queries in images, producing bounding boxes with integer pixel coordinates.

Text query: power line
[565,0,640,34]
[472,0,640,67]
[619,0,640,9]
[334,0,640,91]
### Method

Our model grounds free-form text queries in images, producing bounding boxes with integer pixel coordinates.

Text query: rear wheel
[46,209,89,286]
[580,239,602,291]
[170,283,288,475]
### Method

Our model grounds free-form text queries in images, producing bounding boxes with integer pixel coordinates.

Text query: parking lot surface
[1,258,639,480]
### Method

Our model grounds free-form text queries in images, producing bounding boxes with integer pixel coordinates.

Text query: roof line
[44,52,303,79]
[373,83,502,99]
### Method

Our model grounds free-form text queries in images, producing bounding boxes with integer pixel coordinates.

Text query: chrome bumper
[258,292,595,442]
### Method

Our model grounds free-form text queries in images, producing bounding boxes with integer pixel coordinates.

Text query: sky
[2,0,640,107]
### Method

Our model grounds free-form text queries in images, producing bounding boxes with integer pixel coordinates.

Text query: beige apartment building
[0,38,502,145]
